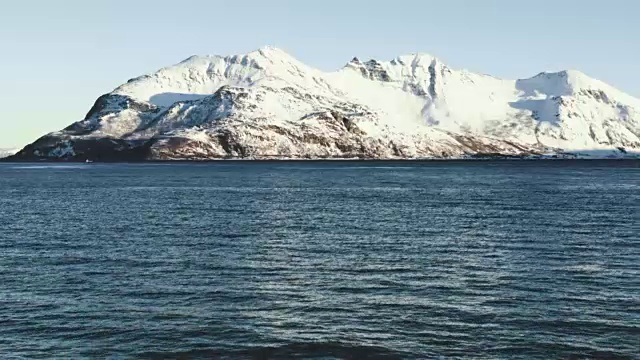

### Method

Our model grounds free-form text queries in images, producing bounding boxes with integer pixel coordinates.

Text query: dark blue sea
[0,161,638,359]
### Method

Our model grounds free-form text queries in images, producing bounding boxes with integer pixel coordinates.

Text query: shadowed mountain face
[9,47,640,161]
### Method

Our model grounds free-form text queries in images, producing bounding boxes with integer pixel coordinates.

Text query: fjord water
[0,161,638,359]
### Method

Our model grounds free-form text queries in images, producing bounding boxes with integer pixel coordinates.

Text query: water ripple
[0,160,638,359]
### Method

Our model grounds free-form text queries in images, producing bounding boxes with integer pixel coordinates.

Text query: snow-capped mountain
[9,46,640,160]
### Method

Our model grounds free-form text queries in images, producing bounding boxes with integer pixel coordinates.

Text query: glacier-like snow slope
[10,46,640,160]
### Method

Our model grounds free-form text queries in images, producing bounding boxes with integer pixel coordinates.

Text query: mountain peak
[112,46,320,107]
[345,52,441,68]
[520,69,639,107]
[256,45,286,53]
[519,69,594,96]
[530,69,588,81]
[245,46,298,62]
[175,46,296,66]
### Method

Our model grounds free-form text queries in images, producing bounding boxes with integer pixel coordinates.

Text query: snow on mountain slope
[113,47,336,107]
[336,56,640,151]
[9,46,640,161]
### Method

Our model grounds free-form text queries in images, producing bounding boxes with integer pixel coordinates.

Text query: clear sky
[0,0,638,148]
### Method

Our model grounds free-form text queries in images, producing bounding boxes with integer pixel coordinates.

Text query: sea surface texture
[0,161,638,359]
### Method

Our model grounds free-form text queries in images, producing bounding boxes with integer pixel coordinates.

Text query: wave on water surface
[274,166,419,170]
[138,342,410,360]
[136,341,634,360]
[9,165,91,170]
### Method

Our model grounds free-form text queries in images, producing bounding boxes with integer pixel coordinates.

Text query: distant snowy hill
[9,47,640,160]
[0,148,19,159]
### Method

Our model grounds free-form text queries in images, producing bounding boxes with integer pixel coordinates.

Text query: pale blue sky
[1,0,638,148]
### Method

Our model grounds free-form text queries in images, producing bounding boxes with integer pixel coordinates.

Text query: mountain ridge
[8,46,640,161]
